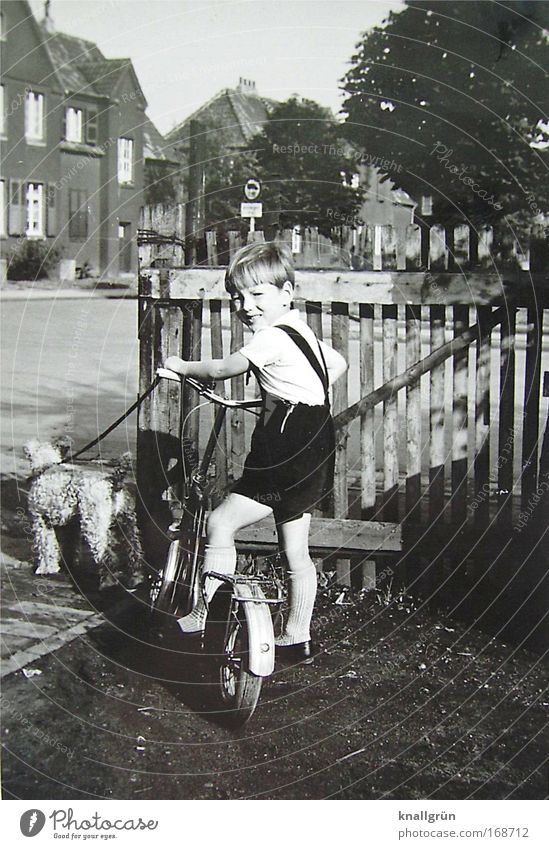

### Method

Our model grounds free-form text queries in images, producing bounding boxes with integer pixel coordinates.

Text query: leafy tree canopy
[341,1,549,231]
[192,97,363,237]
[247,96,363,235]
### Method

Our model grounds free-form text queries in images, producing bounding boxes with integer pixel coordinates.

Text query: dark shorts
[232,398,335,524]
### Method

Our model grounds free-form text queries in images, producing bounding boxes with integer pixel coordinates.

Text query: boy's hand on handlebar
[164,356,187,375]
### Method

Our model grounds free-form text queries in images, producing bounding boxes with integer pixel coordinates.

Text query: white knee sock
[177,544,237,634]
[276,560,317,646]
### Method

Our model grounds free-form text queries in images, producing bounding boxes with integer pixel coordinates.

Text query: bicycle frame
[157,368,277,677]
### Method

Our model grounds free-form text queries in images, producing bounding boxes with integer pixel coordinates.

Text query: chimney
[237,78,257,94]
[42,0,54,32]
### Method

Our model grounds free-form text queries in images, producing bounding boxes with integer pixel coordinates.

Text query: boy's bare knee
[206,506,234,540]
[282,546,313,572]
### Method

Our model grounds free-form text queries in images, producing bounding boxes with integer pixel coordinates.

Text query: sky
[28,0,402,134]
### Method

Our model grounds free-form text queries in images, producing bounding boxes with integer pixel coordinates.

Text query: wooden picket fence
[137,217,548,587]
[140,202,548,272]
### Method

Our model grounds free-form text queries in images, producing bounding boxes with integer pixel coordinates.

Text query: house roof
[41,29,106,95]
[166,84,276,147]
[225,89,275,141]
[142,115,179,164]
[78,57,135,98]
[39,24,146,107]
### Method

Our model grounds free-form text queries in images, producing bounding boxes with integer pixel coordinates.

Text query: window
[291,226,302,255]
[117,138,134,184]
[421,195,433,216]
[8,179,24,235]
[26,182,45,236]
[46,184,57,236]
[64,106,83,143]
[0,180,5,237]
[85,108,98,145]
[0,85,5,136]
[25,91,44,142]
[69,189,88,239]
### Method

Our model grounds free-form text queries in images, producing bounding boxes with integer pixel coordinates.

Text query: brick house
[0,0,176,280]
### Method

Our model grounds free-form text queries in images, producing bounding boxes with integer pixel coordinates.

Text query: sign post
[242,179,262,241]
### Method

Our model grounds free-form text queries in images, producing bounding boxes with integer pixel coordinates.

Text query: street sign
[244,179,261,201]
[240,202,263,218]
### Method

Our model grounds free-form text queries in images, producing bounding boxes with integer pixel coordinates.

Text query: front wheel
[149,539,192,624]
[204,587,262,726]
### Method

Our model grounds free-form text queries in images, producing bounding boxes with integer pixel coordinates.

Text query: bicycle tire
[149,539,194,623]
[204,586,262,726]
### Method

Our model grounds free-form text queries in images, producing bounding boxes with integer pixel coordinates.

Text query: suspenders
[276,324,330,407]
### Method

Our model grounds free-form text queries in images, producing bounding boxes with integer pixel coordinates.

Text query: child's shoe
[177,605,207,635]
[275,640,317,665]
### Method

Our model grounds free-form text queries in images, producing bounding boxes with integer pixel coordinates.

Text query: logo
[20,809,46,837]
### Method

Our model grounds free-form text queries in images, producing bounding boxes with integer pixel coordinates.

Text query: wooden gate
[136,225,548,585]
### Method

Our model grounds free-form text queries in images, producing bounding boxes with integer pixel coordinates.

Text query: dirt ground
[1,506,547,800]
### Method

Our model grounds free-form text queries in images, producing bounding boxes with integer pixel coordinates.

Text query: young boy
[164,242,347,663]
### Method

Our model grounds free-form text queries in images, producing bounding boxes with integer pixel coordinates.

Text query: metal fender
[237,583,275,677]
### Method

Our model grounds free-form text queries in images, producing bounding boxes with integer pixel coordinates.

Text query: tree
[247,97,363,236]
[192,96,363,237]
[341,1,549,233]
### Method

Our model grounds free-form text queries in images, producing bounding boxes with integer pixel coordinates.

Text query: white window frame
[26,182,45,237]
[25,91,45,142]
[0,179,6,237]
[117,138,134,184]
[65,106,83,143]
[421,194,433,216]
[0,85,5,136]
[291,226,302,255]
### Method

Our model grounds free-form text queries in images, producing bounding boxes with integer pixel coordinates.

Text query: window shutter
[62,108,67,141]
[46,183,56,236]
[8,179,23,235]
[85,108,98,145]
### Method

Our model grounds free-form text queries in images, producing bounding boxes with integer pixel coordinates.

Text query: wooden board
[235,517,402,552]
[140,268,549,306]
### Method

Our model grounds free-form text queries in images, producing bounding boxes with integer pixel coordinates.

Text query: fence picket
[305,301,323,340]
[331,302,350,585]
[405,305,422,523]
[182,300,203,449]
[498,308,516,524]
[230,305,245,480]
[210,300,228,499]
[521,304,543,508]
[429,305,446,520]
[382,304,399,521]
[474,306,492,525]
[452,305,469,525]
[206,231,218,265]
[360,304,375,519]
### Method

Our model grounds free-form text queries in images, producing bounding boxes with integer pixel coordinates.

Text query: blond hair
[225,241,295,296]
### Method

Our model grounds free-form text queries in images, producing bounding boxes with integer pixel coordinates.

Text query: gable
[3,0,63,90]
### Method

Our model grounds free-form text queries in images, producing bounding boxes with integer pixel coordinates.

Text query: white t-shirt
[239,309,329,406]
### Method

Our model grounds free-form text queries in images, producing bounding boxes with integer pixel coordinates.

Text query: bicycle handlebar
[156,367,262,410]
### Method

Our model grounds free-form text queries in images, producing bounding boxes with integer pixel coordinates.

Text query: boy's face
[232,281,293,331]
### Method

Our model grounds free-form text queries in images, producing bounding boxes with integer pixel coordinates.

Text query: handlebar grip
[156,367,181,381]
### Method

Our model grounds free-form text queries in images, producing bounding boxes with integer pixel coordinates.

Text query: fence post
[332,302,350,585]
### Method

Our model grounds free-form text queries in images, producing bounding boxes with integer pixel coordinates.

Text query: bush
[7,240,61,281]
